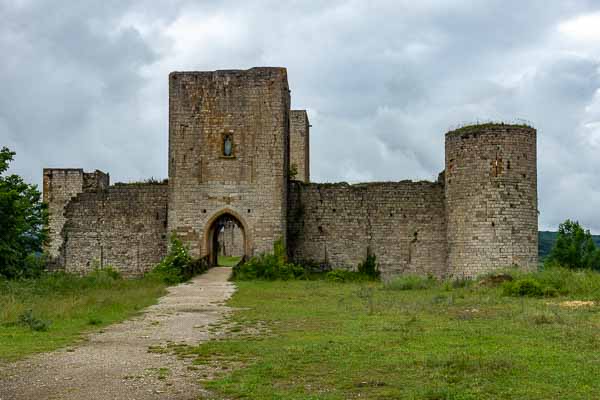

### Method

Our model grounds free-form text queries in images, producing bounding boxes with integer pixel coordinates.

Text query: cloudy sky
[1,0,600,232]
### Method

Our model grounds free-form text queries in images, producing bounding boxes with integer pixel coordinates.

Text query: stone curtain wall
[60,183,169,276]
[43,169,109,269]
[168,68,290,259]
[43,65,539,280]
[289,110,310,183]
[288,180,447,279]
[445,124,538,277]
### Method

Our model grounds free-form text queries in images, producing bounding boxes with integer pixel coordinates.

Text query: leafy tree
[0,147,48,278]
[545,219,600,270]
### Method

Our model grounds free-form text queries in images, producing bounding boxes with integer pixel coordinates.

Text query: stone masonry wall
[290,110,310,183]
[445,124,538,277]
[168,67,290,259]
[43,169,109,269]
[288,180,447,279]
[60,183,169,277]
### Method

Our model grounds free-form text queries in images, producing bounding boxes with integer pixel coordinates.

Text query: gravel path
[0,267,235,400]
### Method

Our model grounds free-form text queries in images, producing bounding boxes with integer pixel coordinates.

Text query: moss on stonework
[446,122,534,138]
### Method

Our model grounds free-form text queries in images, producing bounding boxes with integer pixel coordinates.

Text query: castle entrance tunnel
[205,212,247,267]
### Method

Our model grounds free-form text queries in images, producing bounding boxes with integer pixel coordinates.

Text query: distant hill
[539,231,600,260]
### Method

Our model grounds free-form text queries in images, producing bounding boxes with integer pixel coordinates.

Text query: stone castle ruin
[43,67,538,279]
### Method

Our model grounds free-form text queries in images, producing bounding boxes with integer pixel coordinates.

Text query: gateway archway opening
[206,212,247,267]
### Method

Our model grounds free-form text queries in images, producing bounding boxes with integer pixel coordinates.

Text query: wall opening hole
[207,213,246,267]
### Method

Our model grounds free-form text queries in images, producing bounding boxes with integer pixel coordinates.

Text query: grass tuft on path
[191,271,600,399]
[0,270,166,361]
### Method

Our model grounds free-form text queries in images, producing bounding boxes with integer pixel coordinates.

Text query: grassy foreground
[0,271,166,361]
[190,272,600,399]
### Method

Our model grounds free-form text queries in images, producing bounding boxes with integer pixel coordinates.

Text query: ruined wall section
[445,124,538,277]
[60,183,168,276]
[168,67,290,257]
[290,110,310,183]
[43,169,109,268]
[288,180,447,279]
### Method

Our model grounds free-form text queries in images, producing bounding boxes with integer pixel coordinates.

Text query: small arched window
[223,134,233,157]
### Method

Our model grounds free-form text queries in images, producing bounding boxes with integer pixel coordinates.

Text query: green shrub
[147,235,208,284]
[499,266,600,299]
[386,275,437,291]
[18,309,51,332]
[233,253,306,281]
[502,278,544,297]
[325,254,382,283]
[87,317,103,326]
[325,269,372,283]
[357,254,380,279]
[233,238,306,281]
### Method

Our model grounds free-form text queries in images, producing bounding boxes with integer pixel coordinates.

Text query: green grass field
[218,256,242,267]
[0,271,166,361]
[189,273,600,399]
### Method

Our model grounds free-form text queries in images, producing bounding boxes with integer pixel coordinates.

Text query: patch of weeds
[233,238,307,281]
[87,317,103,326]
[148,345,169,354]
[431,294,449,305]
[422,386,478,400]
[355,286,376,315]
[146,234,208,284]
[531,313,555,325]
[327,255,382,283]
[502,278,556,298]
[157,367,171,380]
[426,353,514,384]
[18,310,51,332]
[327,269,372,282]
[386,274,437,291]
[357,253,380,279]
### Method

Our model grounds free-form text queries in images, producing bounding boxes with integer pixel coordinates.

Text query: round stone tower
[445,123,538,277]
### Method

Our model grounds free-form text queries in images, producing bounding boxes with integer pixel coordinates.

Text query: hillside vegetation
[539,231,600,259]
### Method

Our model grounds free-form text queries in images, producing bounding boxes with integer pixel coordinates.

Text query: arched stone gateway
[203,209,251,266]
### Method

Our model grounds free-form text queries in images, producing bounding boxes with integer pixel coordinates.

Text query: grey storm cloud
[1,0,600,232]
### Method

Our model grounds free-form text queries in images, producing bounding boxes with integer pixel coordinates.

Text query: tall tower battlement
[168,67,291,260]
[445,124,538,277]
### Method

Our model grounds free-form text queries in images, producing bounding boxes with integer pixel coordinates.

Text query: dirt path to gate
[0,267,235,400]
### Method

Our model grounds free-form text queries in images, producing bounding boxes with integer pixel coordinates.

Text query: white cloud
[559,11,600,41]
